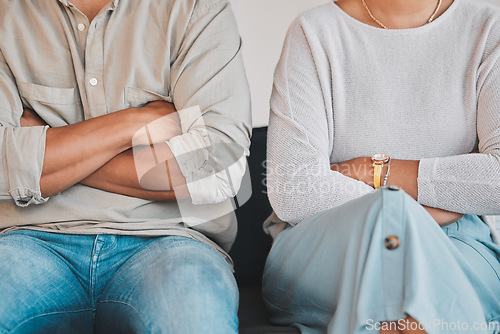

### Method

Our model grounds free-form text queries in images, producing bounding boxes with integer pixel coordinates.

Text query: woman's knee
[276,188,432,251]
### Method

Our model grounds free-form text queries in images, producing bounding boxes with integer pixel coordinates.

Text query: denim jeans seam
[127,237,228,275]
[97,247,158,303]
[100,237,231,303]
[8,308,93,334]
[9,234,68,267]
[90,239,105,310]
[98,236,118,254]
[96,300,147,330]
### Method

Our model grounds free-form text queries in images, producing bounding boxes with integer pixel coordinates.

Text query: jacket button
[384,235,399,250]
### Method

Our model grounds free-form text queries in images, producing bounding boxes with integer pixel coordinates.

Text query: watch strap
[373,163,382,189]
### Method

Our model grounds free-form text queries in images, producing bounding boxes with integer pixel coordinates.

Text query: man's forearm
[40,110,137,197]
[21,101,177,197]
[80,143,188,201]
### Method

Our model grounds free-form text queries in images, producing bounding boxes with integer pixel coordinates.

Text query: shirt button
[77,23,86,31]
[384,235,400,250]
[89,78,98,86]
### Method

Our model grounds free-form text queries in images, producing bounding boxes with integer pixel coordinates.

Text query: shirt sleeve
[267,19,373,225]
[417,39,500,215]
[165,0,251,205]
[0,49,49,207]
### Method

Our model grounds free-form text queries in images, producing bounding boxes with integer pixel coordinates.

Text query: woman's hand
[331,157,463,226]
[330,157,373,185]
[331,157,419,197]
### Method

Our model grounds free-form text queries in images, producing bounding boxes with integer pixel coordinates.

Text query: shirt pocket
[125,87,172,108]
[17,81,81,126]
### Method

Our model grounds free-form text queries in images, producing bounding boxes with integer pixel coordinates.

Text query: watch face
[371,153,389,163]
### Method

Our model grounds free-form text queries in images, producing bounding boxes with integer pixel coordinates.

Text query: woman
[263,0,500,333]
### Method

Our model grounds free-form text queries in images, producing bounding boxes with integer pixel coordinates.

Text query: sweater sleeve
[417,36,500,215]
[267,19,373,225]
[0,49,48,207]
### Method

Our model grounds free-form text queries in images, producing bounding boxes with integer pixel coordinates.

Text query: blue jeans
[0,231,238,334]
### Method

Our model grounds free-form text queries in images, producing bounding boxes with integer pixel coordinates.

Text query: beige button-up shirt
[0,0,251,262]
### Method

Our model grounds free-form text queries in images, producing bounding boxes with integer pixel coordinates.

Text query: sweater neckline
[330,0,460,33]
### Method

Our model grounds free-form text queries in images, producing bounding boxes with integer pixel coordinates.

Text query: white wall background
[232,0,500,127]
[231,0,328,127]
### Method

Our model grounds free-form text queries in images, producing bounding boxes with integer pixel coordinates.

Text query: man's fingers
[20,109,48,127]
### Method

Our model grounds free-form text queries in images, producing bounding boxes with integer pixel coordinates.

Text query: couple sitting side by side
[0,0,498,333]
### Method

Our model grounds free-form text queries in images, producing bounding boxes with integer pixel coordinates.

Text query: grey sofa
[230,127,299,334]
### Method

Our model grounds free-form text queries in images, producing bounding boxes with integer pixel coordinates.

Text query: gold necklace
[361,0,442,29]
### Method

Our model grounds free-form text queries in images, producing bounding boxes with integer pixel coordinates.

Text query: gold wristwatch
[371,154,390,189]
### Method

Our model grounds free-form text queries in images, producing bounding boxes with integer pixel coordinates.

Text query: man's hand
[78,101,186,201]
[131,101,180,147]
[81,143,189,201]
[20,109,48,127]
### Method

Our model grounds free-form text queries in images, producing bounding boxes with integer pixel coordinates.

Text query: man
[0,0,251,332]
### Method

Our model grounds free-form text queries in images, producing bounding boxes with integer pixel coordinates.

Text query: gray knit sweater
[266,0,500,237]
